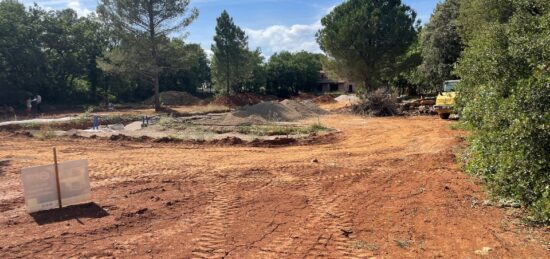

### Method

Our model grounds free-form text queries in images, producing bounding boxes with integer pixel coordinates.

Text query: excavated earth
[0,114,548,258]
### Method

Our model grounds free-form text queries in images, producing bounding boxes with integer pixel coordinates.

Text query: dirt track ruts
[0,114,548,258]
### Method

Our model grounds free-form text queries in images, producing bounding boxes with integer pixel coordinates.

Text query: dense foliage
[419,0,463,92]
[0,0,210,108]
[456,0,550,222]
[317,0,418,90]
[0,1,109,105]
[265,51,322,97]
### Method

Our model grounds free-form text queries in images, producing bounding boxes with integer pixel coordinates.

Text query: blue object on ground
[92,116,100,130]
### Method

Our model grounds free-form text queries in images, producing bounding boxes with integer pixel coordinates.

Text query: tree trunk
[153,73,160,111]
[89,60,98,103]
[226,58,230,95]
[148,1,161,111]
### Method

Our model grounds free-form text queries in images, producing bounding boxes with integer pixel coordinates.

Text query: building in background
[317,71,356,93]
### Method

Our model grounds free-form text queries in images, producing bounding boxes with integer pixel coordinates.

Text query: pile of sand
[221,100,326,126]
[145,91,201,106]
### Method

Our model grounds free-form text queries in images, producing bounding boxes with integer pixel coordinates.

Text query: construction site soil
[0,115,548,258]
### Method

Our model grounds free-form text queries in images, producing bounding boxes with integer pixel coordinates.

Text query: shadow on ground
[30,202,109,225]
[0,159,10,175]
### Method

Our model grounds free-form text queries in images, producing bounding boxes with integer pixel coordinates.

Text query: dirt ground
[0,114,548,258]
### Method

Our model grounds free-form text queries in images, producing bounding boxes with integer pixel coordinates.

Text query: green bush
[456,0,550,223]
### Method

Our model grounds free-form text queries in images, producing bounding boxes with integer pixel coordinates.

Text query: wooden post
[53,148,62,209]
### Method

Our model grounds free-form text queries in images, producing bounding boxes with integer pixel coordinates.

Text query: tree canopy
[419,0,463,91]
[0,1,109,105]
[211,10,252,96]
[266,51,322,97]
[317,0,418,90]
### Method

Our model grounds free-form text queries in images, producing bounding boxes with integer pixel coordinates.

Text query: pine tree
[98,0,198,111]
[211,10,249,95]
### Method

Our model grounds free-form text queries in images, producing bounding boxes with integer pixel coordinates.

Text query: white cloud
[245,22,322,57]
[22,0,92,17]
[243,3,337,57]
[67,0,92,17]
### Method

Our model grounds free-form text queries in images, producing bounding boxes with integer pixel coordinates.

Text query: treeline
[211,11,322,98]
[316,0,549,222]
[0,1,323,108]
[0,0,211,106]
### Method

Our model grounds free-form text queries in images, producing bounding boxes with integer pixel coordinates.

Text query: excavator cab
[434,80,459,119]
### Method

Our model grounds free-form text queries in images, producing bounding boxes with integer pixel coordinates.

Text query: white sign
[21,160,91,213]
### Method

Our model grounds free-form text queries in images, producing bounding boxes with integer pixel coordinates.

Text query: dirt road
[0,115,548,258]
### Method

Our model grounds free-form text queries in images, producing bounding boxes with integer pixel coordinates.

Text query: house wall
[339,83,356,93]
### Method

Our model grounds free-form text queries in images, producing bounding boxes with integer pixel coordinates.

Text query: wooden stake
[53,148,62,209]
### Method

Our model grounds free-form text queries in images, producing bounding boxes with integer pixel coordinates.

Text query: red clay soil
[313,94,338,104]
[0,115,548,258]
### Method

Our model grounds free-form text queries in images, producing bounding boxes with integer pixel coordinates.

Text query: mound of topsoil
[221,99,326,126]
[211,93,276,107]
[313,94,337,104]
[145,91,202,106]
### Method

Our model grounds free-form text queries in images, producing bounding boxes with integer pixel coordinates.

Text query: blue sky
[22,0,440,57]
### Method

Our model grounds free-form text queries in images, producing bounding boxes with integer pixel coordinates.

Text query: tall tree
[97,0,198,111]
[211,10,249,96]
[74,15,109,102]
[419,0,463,91]
[317,0,418,90]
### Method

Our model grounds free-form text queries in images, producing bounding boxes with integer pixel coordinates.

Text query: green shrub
[456,1,550,223]
[307,123,328,132]
[236,123,328,136]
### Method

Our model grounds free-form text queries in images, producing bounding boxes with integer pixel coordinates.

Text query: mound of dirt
[294,92,317,100]
[280,99,327,117]
[211,93,276,107]
[221,99,326,126]
[313,94,337,104]
[145,91,202,106]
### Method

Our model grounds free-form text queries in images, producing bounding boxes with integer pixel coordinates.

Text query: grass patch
[237,123,329,136]
[394,239,412,249]
[35,125,56,140]
[352,241,379,251]
[158,115,181,130]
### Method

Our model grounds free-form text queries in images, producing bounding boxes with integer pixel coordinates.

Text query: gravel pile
[221,100,326,126]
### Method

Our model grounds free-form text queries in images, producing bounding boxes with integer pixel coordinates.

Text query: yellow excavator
[434,80,459,119]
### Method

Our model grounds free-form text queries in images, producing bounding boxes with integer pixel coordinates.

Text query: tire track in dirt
[191,181,239,259]
[256,177,325,258]
[257,166,373,258]
[302,179,362,258]
[308,167,380,258]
